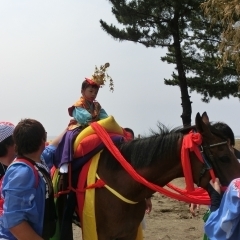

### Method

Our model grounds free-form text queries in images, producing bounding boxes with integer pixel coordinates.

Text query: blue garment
[205,178,240,240]
[0,145,56,240]
[42,145,57,170]
[72,107,108,125]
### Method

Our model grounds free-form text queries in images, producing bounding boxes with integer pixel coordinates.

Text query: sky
[0,0,239,138]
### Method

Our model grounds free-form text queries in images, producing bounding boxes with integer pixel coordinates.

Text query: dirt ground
[72,140,240,240]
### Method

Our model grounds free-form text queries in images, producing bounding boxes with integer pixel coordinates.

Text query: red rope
[90,122,211,205]
[86,179,106,189]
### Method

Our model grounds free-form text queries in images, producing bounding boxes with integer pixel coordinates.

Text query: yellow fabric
[73,115,123,151]
[50,168,60,240]
[82,152,101,240]
[96,173,138,204]
[82,152,143,240]
[136,225,143,240]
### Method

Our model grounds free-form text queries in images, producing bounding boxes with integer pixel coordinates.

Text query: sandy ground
[72,140,240,240]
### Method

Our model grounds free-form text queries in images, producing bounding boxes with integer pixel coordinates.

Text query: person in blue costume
[205,177,240,240]
[0,118,66,240]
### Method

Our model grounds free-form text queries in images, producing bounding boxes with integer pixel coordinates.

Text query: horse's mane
[101,121,228,170]
[102,123,184,170]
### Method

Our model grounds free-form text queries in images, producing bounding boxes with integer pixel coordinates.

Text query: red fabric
[90,122,211,205]
[181,131,204,192]
[180,130,216,192]
[50,166,56,178]
[85,78,100,87]
[86,179,106,189]
[77,159,92,224]
[167,183,209,200]
[74,133,122,158]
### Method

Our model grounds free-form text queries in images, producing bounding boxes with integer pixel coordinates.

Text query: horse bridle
[197,140,228,186]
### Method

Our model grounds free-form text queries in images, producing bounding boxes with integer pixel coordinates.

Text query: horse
[55,112,240,240]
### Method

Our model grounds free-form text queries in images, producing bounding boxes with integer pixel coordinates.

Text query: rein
[203,141,228,148]
[197,141,227,187]
[90,122,211,205]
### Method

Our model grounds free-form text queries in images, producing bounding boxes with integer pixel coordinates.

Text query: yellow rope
[96,173,138,204]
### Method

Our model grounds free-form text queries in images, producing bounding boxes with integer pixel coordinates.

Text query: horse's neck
[98,137,183,201]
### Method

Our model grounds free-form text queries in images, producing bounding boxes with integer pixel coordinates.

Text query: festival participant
[54,64,114,240]
[212,122,240,161]
[124,127,135,140]
[57,62,114,174]
[0,119,66,240]
[204,176,240,240]
[0,122,15,178]
[67,62,113,129]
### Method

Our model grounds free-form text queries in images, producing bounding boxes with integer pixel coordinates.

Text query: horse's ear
[195,112,203,133]
[201,112,210,125]
[195,112,211,135]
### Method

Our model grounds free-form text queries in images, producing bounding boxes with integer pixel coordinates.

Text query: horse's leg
[97,233,138,240]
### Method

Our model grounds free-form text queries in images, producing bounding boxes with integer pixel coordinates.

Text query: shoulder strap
[13,158,39,188]
[0,159,39,216]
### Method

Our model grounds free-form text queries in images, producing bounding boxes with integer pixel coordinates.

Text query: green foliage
[100,0,240,124]
[101,0,239,101]
[163,12,240,102]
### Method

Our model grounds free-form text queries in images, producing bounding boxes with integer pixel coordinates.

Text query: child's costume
[67,62,113,129]
[68,96,108,127]
[58,63,114,173]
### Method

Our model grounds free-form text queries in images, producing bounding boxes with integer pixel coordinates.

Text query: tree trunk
[172,12,192,127]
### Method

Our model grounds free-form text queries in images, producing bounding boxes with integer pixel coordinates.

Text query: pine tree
[163,7,240,102]
[100,0,240,126]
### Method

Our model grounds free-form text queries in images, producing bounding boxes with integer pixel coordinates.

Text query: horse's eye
[218,156,230,163]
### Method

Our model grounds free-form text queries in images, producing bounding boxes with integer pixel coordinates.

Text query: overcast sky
[0,0,239,138]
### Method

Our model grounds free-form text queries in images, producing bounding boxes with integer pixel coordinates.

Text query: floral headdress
[85,62,114,92]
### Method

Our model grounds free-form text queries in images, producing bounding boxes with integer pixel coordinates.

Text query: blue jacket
[73,107,108,125]
[0,145,56,240]
[205,178,240,239]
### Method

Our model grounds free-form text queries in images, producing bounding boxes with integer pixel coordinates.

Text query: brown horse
[55,112,240,240]
[83,112,240,240]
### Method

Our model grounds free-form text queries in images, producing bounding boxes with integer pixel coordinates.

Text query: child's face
[81,86,99,102]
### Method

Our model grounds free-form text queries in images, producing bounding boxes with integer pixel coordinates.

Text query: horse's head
[194,112,240,189]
